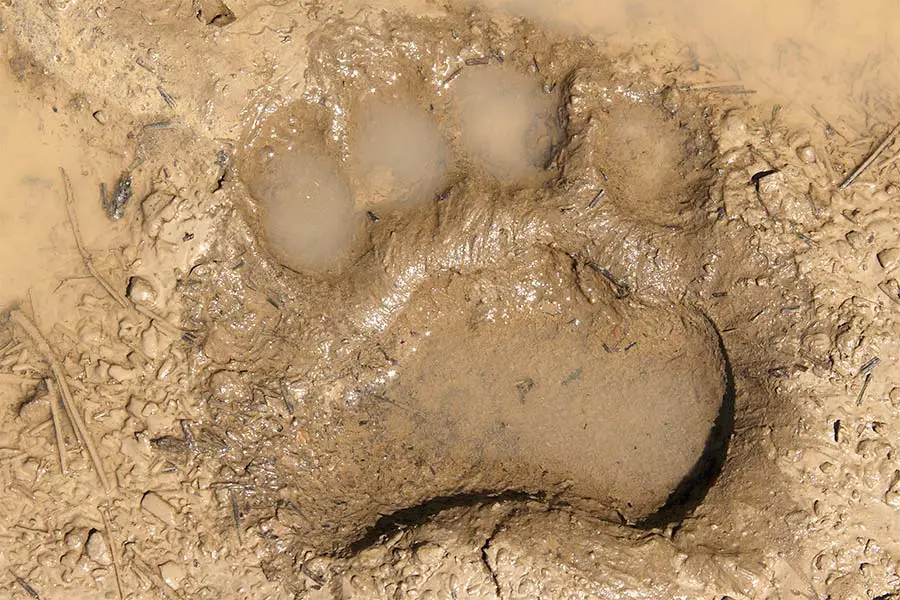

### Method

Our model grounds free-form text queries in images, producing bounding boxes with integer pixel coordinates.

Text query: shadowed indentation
[636,315,736,528]
[341,315,735,555]
[343,490,545,556]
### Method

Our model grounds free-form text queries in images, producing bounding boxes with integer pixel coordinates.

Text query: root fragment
[840,121,900,189]
[10,310,110,492]
[46,378,68,476]
[100,506,126,600]
[129,550,183,600]
[60,168,184,337]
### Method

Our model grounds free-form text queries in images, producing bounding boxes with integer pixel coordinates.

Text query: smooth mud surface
[1,2,900,600]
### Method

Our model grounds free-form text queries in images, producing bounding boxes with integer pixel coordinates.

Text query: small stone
[796,145,817,163]
[127,276,157,304]
[889,387,900,408]
[140,327,159,358]
[159,561,185,589]
[83,360,110,381]
[17,458,40,481]
[92,110,107,124]
[85,530,112,566]
[717,111,748,151]
[413,543,445,564]
[886,474,900,507]
[845,230,865,250]
[784,510,809,526]
[887,490,900,508]
[61,549,80,568]
[157,358,175,381]
[18,394,50,424]
[876,248,900,270]
[108,365,135,382]
[802,332,830,359]
[141,491,177,526]
[303,556,331,583]
[126,396,146,417]
[65,528,87,549]
[142,192,176,222]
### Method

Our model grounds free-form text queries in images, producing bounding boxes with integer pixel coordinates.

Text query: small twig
[100,506,125,600]
[60,168,129,309]
[10,310,110,492]
[230,488,242,544]
[586,262,630,298]
[28,420,53,436]
[686,83,756,94]
[180,420,198,455]
[588,189,606,208]
[442,66,463,87]
[132,303,183,338]
[856,372,872,406]
[142,121,174,130]
[685,79,747,90]
[840,121,900,189]
[157,85,177,108]
[879,148,900,170]
[859,357,880,377]
[8,570,40,599]
[130,551,182,600]
[60,169,184,336]
[45,379,68,476]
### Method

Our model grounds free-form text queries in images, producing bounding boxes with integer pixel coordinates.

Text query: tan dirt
[1,2,900,600]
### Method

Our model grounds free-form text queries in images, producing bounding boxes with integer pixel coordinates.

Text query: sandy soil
[1,1,900,599]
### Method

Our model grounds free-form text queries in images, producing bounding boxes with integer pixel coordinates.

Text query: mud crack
[481,517,511,600]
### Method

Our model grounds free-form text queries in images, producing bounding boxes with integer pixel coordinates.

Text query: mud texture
[1,2,900,600]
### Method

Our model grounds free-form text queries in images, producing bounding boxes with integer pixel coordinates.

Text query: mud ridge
[344,490,545,556]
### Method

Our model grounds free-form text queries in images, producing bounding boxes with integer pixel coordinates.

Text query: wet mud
[1,2,900,600]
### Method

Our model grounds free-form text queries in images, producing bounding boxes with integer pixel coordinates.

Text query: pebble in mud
[159,561,186,589]
[140,326,160,358]
[890,387,900,408]
[85,530,112,565]
[65,528,88,550]
[797,144,818,163]
[877,247,900,271]
[141,491,178,526]
[127,276,157,304]
[109,364,135,382]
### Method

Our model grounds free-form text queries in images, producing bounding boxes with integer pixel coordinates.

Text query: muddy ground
[1,1,900,599]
